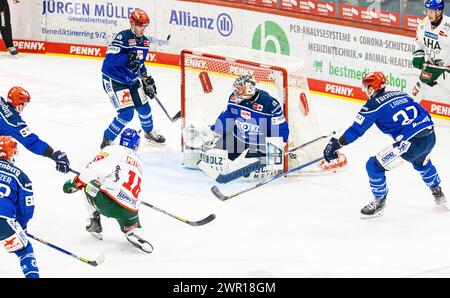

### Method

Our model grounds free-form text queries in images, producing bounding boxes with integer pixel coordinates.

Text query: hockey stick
[153,94,181,123]
[422,63,450,71]
[68,169,215,226]
[286,131,338,154]
[210,131,338,184]
[211,156,324,201]
[27,233,105,267]
[140,201,216,226]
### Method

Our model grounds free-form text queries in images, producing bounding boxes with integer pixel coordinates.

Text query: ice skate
[86,211,103,240]
[432,185,446,206]
[361,192,388,219]
[126,231,153,253]
[144,130,166,145]
[100,137,112,149]
[8,47,18,57]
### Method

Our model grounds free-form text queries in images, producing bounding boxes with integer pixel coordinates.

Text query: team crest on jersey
[94,151,109,161]
[144,40,150,46]
[240,110,251,119]
[252,103,263,111]
[128,39,136,46]
[439,30,447,37]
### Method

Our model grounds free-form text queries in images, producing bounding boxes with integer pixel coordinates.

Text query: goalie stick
[68,169,215,227]
[211,156,324,201]
[212,131,338,184]
[27,233,105,267]
[140,201,216,226]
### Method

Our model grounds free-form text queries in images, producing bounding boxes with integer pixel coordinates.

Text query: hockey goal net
[181,46,346,174]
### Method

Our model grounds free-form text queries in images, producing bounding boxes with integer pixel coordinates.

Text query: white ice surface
[0,53,449,278]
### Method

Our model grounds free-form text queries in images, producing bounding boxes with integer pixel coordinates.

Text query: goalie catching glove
[141,73,157,99]
[184,124,221,150]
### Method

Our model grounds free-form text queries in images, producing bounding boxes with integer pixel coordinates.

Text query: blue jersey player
[0,86,70,173]
[0,136,39,278]
[210,74,289,161]
[324,71,445,218]
[100,8,165,149]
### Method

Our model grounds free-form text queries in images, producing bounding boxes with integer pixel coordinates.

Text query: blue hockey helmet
[120,128,140,150]
[425,0,444,10]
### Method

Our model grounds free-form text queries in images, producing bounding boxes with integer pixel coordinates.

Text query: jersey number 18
[122,170,142,199]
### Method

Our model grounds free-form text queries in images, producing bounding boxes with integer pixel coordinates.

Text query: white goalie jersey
[416,15,450,66]
[77,145,143,212]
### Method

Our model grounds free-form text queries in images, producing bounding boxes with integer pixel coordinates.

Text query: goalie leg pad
[197,149,229,179]
[182,148,203,169]
[375,140,411,171]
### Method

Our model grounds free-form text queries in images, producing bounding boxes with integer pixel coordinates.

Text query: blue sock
[104,109,134,141]
[414,160,441,189]
[136,104,153,132]
[366,157,387,199]
[15,243,39,278]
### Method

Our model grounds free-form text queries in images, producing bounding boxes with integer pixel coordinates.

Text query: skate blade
[360,211,384,219]
[90,232,103,240]
[145,141,166,147]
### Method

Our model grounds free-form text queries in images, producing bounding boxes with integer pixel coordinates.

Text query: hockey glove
[420,60,446,86]
[323,137,342,163]
[127,51,141,73]
[51,150,70,173]
[412,50,425,70]
[63,179,78,194]
[142,75,157,99]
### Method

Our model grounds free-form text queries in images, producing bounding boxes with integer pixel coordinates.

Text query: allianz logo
[169,10,233,37]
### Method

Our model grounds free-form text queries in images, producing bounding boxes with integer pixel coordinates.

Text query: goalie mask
[233,74,256,103]
[120,128,141,151]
